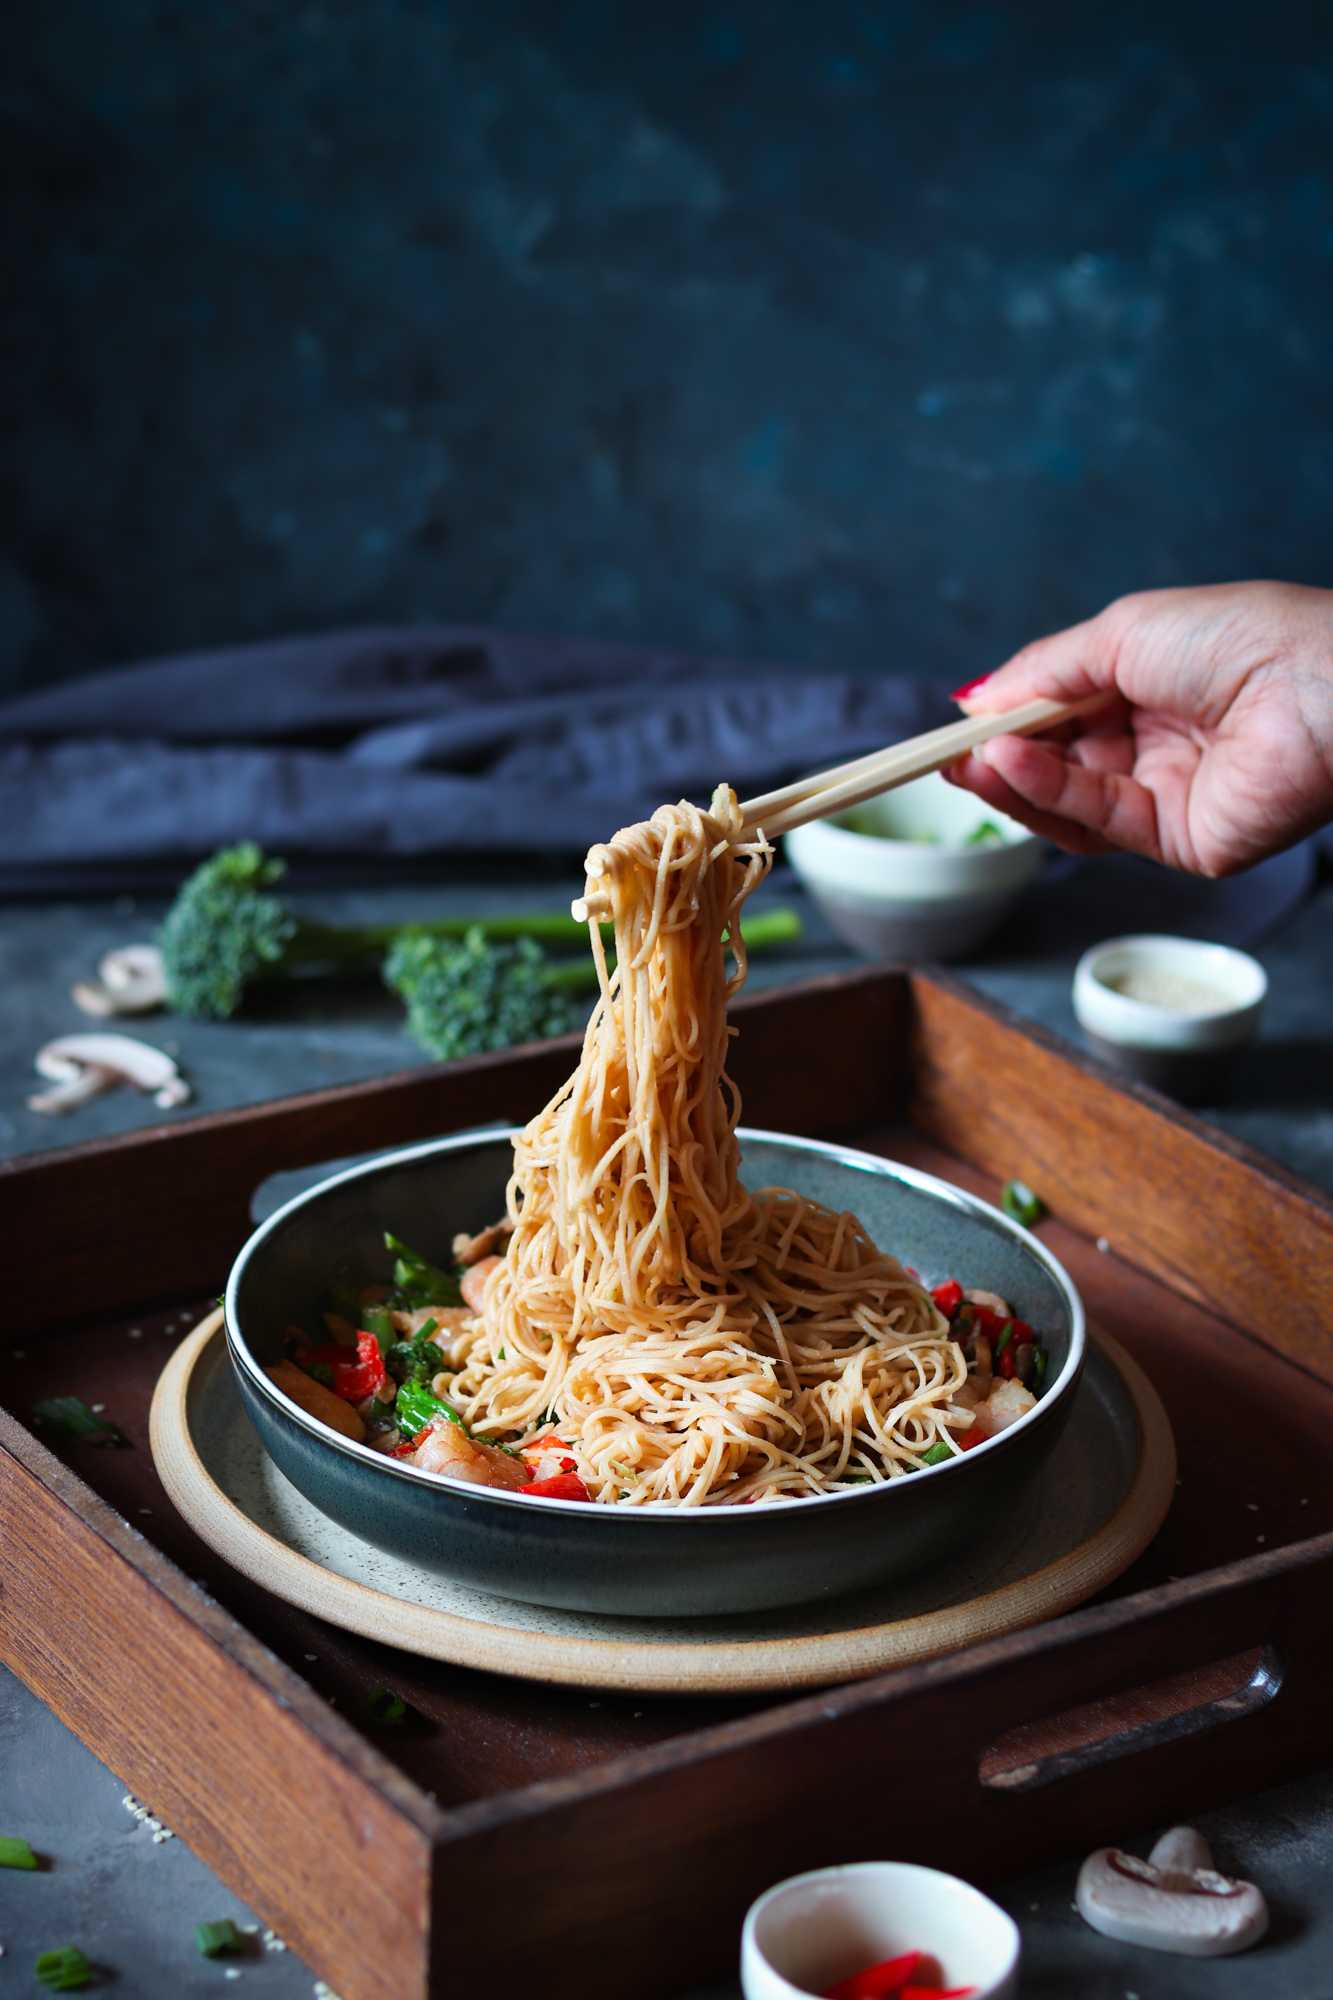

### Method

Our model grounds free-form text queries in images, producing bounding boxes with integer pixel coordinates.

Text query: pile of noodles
[447,785,967,1505]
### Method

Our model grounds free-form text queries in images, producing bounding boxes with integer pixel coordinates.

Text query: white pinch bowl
[741,1861,1020,2000]
[784,770,1043,962]
[1073,934,1267,1103]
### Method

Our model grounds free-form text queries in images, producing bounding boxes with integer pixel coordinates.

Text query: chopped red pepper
[822,1952,920,1999]
[521,1472,593,1502]
[302,1333,387,1403]
[390,1428,431,1459]
[900,1988,975,1998]
[958,1426,988,1450]
[997,1337,1017,1379]
[930,1279,964,1317]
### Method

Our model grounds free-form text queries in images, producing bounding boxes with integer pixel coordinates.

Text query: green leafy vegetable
[36,1946,91,1990]
[157,840,603,1021]
[1001,1179,1046,1227]
[31,1398,128,1447]
[195,1919,244,1958]
[367,1687,408,1726]
[384,911,803,1063]
[395,1380,464,1437]
[0,1835,38,1868]
[384,928,579,1062]
[384,1233,463,1308]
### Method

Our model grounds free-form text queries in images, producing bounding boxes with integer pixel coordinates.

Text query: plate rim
[151,1312,1175,1696]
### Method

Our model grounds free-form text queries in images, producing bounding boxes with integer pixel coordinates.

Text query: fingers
[947,734,1167,864]
[954,604,1127,715]
[944,751,1116,856]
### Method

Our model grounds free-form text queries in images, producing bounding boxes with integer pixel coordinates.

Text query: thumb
[954,604,1125,715]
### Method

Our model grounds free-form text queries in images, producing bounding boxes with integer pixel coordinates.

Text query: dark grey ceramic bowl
[225,1128,1085,1617]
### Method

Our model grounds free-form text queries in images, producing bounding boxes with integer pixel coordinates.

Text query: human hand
[945,582,1333,876]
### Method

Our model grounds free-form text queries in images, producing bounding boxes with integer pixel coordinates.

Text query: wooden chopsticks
[736,692,1109,839]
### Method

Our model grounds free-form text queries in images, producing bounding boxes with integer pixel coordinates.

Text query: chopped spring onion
[367,1687,408,1726]
[384,1233,463,1308]
[919,1441,954,1466]
[195,1919,244,1958]
[0,1835,38,1868]
[304,1362,335,1389]
[36,1946,91,1990]
[1033,1345,1049,1393]
[1001,1179,1045,1228]
[992,1321,1014,1362]
[31,1398,128,1448]
[359,1306,396,1353]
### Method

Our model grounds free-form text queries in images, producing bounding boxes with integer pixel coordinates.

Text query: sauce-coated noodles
[450,787,967,1504]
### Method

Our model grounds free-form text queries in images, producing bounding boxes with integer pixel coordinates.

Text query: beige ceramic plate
[151,1313,1174,1695]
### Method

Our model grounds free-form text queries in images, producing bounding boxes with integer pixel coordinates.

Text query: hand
[945,582,1333,876]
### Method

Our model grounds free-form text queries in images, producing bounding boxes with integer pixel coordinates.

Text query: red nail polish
[949,674,991,702]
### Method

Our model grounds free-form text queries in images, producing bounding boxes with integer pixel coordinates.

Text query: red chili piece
[821,1951,920,1999]
[521,1472,593,1502]
[930,1280,964,1317]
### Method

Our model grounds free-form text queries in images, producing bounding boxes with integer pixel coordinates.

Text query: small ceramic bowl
[225,1128,1084,1618]
[784,771,1043,962]
[1073,934,1267,1103]
[741,1861,1020,2000]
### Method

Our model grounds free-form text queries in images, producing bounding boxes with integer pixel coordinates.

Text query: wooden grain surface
[909,974,1333,1382]
[7,966,1333,1998]
[0,1404,439,2000]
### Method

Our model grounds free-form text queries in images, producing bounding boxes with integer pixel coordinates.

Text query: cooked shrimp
[459,1256,501,1313]
[409,1416,530,1489]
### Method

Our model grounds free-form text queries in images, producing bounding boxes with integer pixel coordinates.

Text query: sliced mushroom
[72,944,169,1018]
[1076,1828,1267,1956]
[452,1217,514,1265]
[29,1034,191,1115]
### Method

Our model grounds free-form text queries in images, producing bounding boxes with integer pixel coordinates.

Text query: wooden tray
[151,1312,1175,1694]
[6,965,1333,2000]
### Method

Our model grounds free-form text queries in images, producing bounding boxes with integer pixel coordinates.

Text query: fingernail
[950,674,991,702]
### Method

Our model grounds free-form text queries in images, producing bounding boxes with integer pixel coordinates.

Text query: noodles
[448,785,968,1505]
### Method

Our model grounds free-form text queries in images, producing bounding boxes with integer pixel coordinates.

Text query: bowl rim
[225,1125,1086,1520]
[1074,932,1268,1023]
[740,1859,1021,1997]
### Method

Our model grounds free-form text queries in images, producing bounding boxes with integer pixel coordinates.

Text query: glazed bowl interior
[225,1128,1085,1618]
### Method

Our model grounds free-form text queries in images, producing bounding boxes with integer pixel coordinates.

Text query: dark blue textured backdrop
[4,0,1332,694]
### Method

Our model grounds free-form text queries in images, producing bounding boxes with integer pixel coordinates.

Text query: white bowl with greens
[784,770,1043,961]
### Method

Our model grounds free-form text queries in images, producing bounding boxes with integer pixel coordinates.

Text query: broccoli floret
[384,928,580,1060]
[158,842,298,1019]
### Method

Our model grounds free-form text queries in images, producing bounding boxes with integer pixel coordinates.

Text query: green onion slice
[31,1398,128,1447]
[36,1945,91,1990]
[195,1918,244,1957]
[367,1687,408,1726]
[0,1835,38,1868]
[1001,1179,1046,1228]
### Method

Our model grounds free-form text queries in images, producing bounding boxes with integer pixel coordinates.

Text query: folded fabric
[0,624,954,889]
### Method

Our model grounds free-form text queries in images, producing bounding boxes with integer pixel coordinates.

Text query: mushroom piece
[29,1034,191,1115]
[451,1217,514,1266]
[1076,1827,1268,1957]
[72,943,168,1018]
[72,944,169,1018]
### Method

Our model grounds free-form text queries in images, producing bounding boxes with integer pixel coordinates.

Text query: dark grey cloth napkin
[0,625,954,890]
